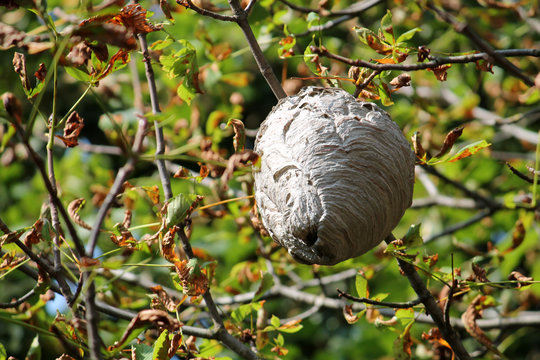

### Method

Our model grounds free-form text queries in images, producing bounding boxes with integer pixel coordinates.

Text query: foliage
[0,0,539,359]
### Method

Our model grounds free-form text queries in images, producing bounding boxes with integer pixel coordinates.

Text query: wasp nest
[253,86,415,265]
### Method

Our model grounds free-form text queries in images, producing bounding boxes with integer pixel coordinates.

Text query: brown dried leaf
[110,223,137,249]
[422,253,439,268]
[427,64,451,81]
[228,118,245,152]
[142,185,160,205]
[122,209,132,228]
[160,226,180,264]
[160,0,174,21]
[475,60,494,73]
[150,285,181,312]
[173,167,191,179]
[390,73,411,88]
[175,259,209,296]
[66,42,93,66]
[221,150,259,187]
[67,198,92,230]
[0,253,26,271]
[461,295,501,355]
[96,48,130,81]
[508,271,533,288]
[417,46,430,62]
[168,332,183,358]
[250,205,270,237]
[2,92,23,123]
[471,263,489,283]
[56,112,85,148]
[198,162,209,180]
[433,127,463,158]
[111,309,181,351]
[343,304,360,324]
[34,63,46,82]
[73,22,137,50]
[109,3,163,34]
[411,131,426,163]
[13,52,29,91]
[0,23,26,49]
[24,218,43,248]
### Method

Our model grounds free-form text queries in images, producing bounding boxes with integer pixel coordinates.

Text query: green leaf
[396,28,422,44]
[278,322,303,333]
[427,140,491,165]
[395,308,415,327]
[380,10,394,44]
[166,193,198,227]
[354,26,378,46]
[132,343,154,360]
[377,82,394,106]
[152,329,170,360]
[274,333,284,347]
[231,303,254,323]
[0,343,5,360]
[253,272,274,302]
[303,36,319,75]
[64,66,91,83]
[306,11,320,29]
[402,224,423,248]
[355,273,368,298]
[270,314,281,328]
[177,82,196,105]
[25,335,41,360]
[151,37,175,51]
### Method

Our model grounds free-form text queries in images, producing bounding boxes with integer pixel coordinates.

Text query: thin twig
[279,0,383,17]
[423,209,495,244]
[385,234,471,360]
[337,289,423,309]
[138,33,173,201]
[180,0,236,22]
[178,225,261,360]
[311,45,540,72]
[0,287,37,309]
[427,2,535,87]
[228,0,287,99]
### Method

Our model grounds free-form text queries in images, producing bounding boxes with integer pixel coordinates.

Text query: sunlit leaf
[355,273,368,298]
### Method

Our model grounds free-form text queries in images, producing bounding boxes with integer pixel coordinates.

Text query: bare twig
[423,209,495,244]
[311,45,540,72]
[0,287,37,309]
[279,0,382,17]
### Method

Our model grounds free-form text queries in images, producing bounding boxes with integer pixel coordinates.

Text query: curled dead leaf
[427,64,451,81]
[508,271,533,288]
[175,259,209,296]
[56,112,85,148]
[150,285,181,312]
[221,150,259,188]
[461,295,501,356]
[24,218,43,248]
[389,73,411,88]
[67,198,92,230]
[111,309,181,351]
[433,127,463,158]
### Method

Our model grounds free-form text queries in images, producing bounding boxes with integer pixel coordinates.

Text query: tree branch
[385,234,471,360]
[311,45,540,72]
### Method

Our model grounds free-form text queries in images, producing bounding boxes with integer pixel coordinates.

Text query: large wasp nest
[253,86,415,265]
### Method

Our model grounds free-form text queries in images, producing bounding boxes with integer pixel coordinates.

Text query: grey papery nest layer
[253,86,415,265]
